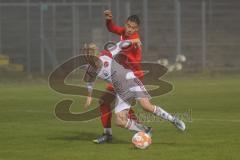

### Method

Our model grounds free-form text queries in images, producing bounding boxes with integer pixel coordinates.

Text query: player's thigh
[115,109,129,126]
[114,94,132,114]
[137,98,155,112]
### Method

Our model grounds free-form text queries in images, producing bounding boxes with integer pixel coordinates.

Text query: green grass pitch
[0,74,240,160]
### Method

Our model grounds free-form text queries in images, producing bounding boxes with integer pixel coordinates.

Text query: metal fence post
[0,6,2,53]
[40,3,45,75]
[125,1,131,17]
[88,0,92,19]
[202,0,207,70]
[72,4,76,57]
[143,0,149,54]
[107,1,112,40]
[116,0,120,24]
[52,4,56,64]
[77,6,80,55]
[175,0,182,56]
[26,0,31,74]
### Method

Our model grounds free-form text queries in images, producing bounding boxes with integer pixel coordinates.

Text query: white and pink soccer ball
[132,131,152,149]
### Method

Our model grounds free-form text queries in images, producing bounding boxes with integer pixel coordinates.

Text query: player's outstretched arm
[104,10,113,20]
[83,81,94,110]
[84,94,93,110]
[104,10,124,35]
[82,54,98,110]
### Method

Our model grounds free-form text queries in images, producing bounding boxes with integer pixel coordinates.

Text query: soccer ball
[174,63,183,71]
[176,54,186,62]
[167,65,175,72]
[132,131,152,149]
[157,58,169,66]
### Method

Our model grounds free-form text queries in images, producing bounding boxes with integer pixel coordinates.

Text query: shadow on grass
[47,131,129,144]
[153,141,176,145]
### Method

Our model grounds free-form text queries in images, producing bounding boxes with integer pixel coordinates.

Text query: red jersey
[106,19,143,78]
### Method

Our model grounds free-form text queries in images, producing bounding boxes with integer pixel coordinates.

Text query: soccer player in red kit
[93,10,144,144]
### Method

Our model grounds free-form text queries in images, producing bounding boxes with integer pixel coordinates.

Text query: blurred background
[0,0,239,75]
[0,1,240,159]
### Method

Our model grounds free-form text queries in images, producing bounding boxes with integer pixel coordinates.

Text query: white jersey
[96,40,133,82]
[84,40,150,113]
[85,40,138,91]
[97,55,113,82]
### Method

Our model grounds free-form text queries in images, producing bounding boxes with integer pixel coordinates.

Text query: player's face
[125,21,139,36]
[85,43,98,56]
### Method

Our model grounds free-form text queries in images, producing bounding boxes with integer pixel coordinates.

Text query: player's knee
[115,111,128,127]
[138,98,154,112]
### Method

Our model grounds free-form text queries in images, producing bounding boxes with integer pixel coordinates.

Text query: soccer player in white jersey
[83,40,186,136]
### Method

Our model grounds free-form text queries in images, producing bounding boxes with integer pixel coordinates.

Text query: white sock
[153,106,174,122]
[104,128,112,135]
[125,119,148,132]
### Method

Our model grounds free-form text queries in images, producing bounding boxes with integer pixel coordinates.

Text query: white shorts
[114,94,131,113]
[114,84,149,113]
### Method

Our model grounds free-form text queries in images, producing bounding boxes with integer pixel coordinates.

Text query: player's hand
[131,39,142,47]
[84,96,92,110]
[104,10,113,20]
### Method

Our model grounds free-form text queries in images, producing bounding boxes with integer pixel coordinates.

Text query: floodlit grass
[0,74,240,160]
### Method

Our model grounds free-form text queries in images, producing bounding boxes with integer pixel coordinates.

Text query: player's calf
[138,98,186,131]
[115,109,152,135]
[115,109,129,128]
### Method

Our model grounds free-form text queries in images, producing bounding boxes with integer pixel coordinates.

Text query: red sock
[99,84,139,129]
[100,103,112,128]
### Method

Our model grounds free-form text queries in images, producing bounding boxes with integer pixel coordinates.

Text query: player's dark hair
[127,15,140,26]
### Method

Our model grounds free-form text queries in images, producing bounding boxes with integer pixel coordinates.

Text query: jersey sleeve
[106,19,125,36]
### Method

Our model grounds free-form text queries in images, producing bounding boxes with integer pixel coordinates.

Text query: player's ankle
[104,128,112,135]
